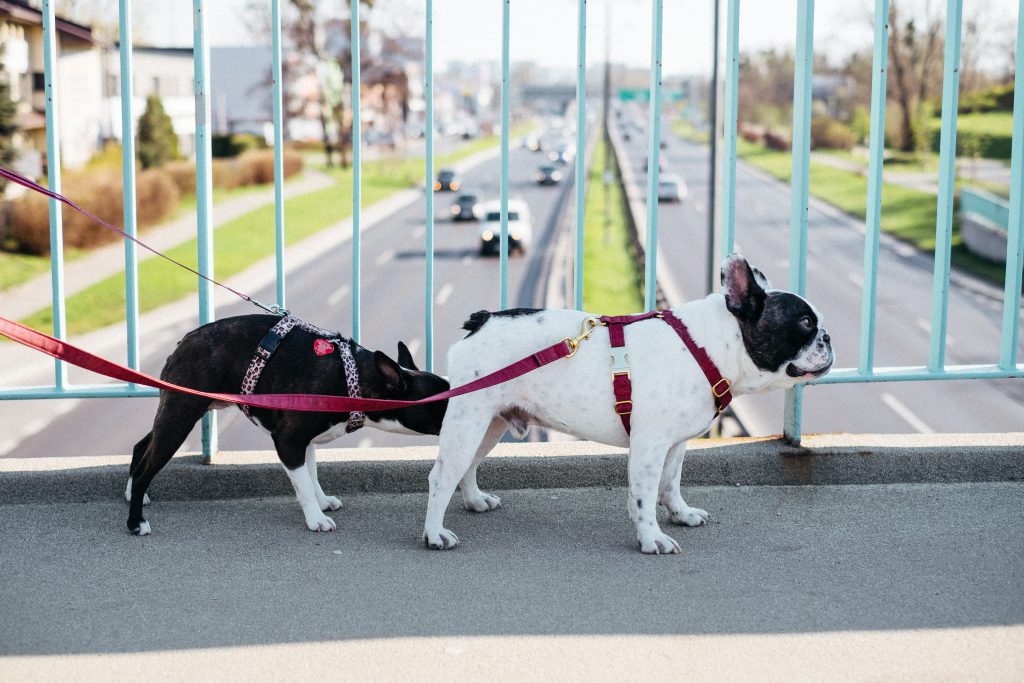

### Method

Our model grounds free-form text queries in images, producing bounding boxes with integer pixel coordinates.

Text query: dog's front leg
[275,437,336,532]
[628,436,681,554]
[658,443,709,527]
[304,445,343,512]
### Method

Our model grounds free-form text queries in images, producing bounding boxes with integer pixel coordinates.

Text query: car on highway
[657,174,688,203]
[548,143,575,165]
[535,165,562,186]
[478,199,533,256]
[450,193,481,221]
[433,168,461,192]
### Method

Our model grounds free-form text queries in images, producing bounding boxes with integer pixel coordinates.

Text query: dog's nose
[822,333,831,345]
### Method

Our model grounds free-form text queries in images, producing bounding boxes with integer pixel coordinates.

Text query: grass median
[582,138,644,314]
[18,130,526,336]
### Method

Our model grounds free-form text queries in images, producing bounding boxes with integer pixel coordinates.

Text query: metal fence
[2,0,1022,451]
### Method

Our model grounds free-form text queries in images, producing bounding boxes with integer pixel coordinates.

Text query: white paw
[136,520,151,536]
[463,491,501,512]
[305,512,337,532]
[638,531,681,555]
[670,506,709,527]
[319,495,343,512]
[423,528,459,550]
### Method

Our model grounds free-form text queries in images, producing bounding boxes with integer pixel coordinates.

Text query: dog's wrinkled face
[364,342,449,435]
[721,254,833,388]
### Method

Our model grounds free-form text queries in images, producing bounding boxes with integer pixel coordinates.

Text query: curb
[2,434,1022,506]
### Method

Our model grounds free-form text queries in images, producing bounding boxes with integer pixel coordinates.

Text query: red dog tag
[313,339,334,356]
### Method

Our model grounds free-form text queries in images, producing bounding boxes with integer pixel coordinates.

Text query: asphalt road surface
[614,109,1024,436]
[2,137,573,457]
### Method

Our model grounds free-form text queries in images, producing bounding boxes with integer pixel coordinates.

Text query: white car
[478,199,533,256]
[657,174,688,203]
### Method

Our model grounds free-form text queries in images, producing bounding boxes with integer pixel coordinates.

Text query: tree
[136,94,178,169]
[0,77,17,170]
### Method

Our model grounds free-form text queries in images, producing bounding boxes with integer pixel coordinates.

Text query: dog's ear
[396,341,418,370]
[751,266,772,291]
[720,253,766,322]
[374,351,407,393]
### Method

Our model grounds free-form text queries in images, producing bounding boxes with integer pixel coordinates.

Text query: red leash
[0,316,574,413]
[0,166,279,314]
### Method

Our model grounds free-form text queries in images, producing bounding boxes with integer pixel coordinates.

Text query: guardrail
[1,0,1022,451]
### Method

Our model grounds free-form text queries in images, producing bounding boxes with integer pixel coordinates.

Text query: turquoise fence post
[573,0,587,310]
[783,0,815,444]
[928,0,964,372]
[500,0,511,309]
[118,0,139,381]
[425,0,435,370]
[859,0,891,375]
[351,0,362,342]
[193,0,217,457]
[643,0,664,311]
[999,0,1024,371]
[272,0,286,310]
[41,0,66,390]
[720,0,740,261]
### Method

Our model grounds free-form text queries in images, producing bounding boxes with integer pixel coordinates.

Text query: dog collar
[240,314,365,433]
[597,310,732,435]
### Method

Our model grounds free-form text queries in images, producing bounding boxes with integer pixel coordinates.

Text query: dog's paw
[128,520,151,536]
[423,528,459,550]
[669,506,709,527]
[318,495,343,512]
[638,531,681,555]
[463,491,501,513]
[305,512,337,532]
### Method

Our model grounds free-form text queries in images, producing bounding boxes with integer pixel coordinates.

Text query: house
[0,0,104,173]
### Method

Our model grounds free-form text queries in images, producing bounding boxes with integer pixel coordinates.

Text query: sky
[141,0,1016,79]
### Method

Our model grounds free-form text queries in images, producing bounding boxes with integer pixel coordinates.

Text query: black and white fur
[127,314,449,535]
[422,254,833,554]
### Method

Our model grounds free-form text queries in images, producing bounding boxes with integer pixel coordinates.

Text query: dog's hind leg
[423,401,495,549]
[460,417,506,512]
[628,436,681,554]
[125,432,152,506]
[658,443,709,527]
[127,395,209,535]
[274,436,336,532]
[304,445,343,512]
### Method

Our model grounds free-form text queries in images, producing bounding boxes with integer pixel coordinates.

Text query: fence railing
[1,0,1022,451]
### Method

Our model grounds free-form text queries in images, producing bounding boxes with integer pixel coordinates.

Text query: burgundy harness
[599,310,732,435]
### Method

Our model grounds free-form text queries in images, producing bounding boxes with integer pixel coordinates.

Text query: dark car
[450,193,480,221]
[535,165,563,186]
[433,168,461,192]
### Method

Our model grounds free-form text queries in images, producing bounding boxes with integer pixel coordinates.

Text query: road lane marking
[881,392,936,434]
[436,283,454,306]
[374,249,395,267]
[461,255,473,266]
[327,284,351,306]
[405,338,422,361]
[916,318,930,334]
[413,225,426,239]
[846,271,863,287]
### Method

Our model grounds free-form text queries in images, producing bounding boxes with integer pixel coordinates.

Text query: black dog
[127,314,449,535]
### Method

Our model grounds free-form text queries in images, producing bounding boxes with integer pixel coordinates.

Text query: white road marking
[374,249,395,267]
[436,283,454,306]
[405,338,422,360]
[412,225,426,239]
[846,271,863,287]
[916,318,930,334]
[461,254,473,266]
[892,242,917,258]
[880,393,936,434]
[327,284,351,306]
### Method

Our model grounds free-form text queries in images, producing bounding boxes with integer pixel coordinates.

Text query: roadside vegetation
[18,128,530,336]
[582,138,644,314]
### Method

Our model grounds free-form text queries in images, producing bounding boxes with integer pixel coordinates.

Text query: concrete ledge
[1,433,1022,506]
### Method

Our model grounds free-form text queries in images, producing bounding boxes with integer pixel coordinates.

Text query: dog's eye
[799,316,814,330]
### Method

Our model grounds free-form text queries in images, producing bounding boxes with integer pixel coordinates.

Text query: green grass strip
[20,130,527,336]
[582,138,644,314]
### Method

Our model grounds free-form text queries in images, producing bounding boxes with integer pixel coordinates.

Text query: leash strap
[0,315,573,413]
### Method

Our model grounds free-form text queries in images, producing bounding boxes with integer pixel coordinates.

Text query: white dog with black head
[423,254,834,554]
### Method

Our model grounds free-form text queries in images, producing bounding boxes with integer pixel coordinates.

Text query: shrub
[136,94,178,169]
[163,160,196,196]
[958,83,1014,114]
[212,159,244,190]
[237,148,303,185]
[211,133,266,158]
[9,168,179,254]
[764,130,791,151]
[738,123,763,143]
[810,116,856,150]
[849,106,871,145]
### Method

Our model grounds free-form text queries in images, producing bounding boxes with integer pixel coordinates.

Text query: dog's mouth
[786,359,833,379]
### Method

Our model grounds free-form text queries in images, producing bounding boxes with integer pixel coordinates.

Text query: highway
[613,111,1024,436]
[1,136,573,457]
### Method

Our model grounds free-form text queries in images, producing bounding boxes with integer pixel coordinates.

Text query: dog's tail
[462,310,491,336]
